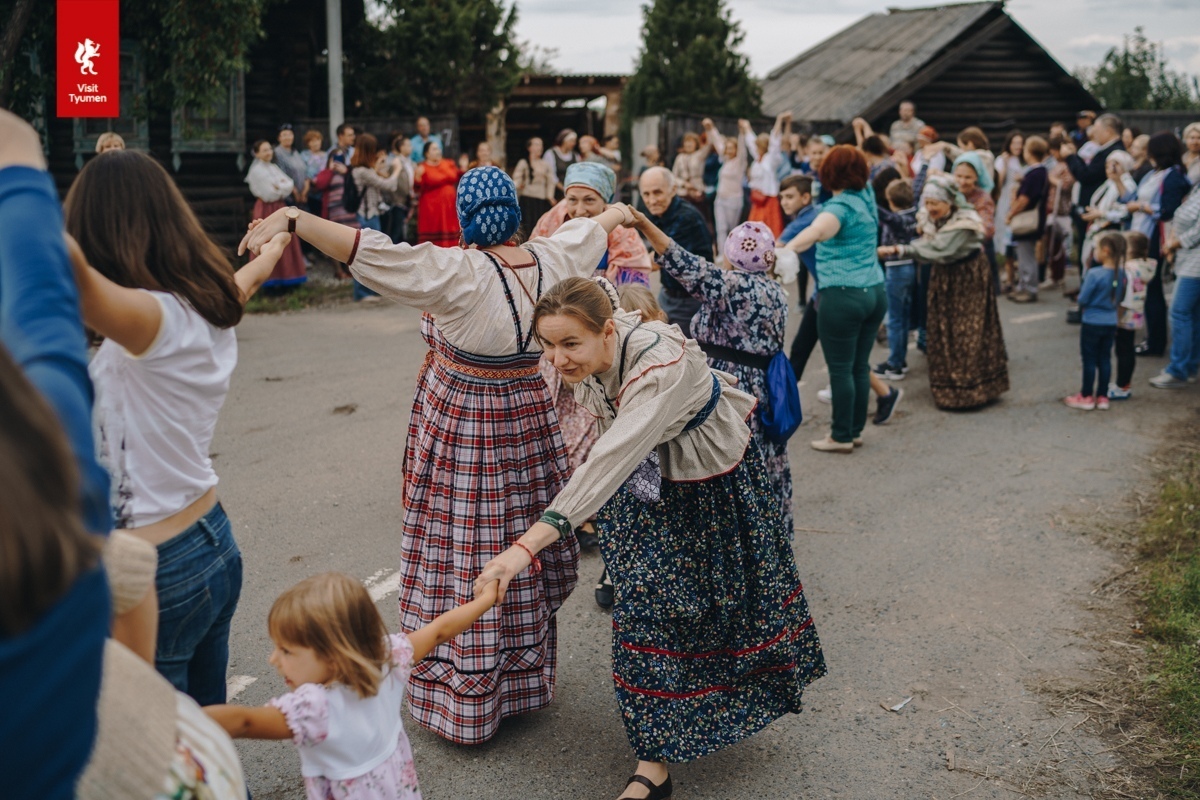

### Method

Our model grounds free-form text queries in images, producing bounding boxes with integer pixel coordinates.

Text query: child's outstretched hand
[476,579,500,605]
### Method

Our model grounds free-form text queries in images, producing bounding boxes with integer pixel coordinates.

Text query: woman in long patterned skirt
[879,174,1009,409]
[477,277,825,800]
[239,167,631,744]
[638,214,794,532]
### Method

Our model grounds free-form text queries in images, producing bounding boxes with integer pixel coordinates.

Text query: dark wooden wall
[869,22,1098,150]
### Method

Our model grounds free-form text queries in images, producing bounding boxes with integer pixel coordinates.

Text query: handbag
[1010,208,1039,236]
[624,450,661,504]
[313,168,334,192]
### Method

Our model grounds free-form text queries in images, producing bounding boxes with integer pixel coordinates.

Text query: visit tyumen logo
[57,2,120,118]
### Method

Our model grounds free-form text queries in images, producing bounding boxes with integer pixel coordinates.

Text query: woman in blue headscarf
[239,167,634,745]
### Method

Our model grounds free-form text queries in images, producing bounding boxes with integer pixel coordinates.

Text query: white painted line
[227,674,257,701]
[367,569,403,602]
[1010,311,1056,324]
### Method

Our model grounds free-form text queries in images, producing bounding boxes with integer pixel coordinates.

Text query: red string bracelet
[513,541,542,574]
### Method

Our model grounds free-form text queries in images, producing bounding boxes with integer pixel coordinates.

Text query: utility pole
[326,0,344,144]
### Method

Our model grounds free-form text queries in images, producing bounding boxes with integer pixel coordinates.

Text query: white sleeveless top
[89,291,236,528]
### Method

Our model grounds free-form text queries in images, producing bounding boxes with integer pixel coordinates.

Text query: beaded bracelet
[513,541,542,575]
[539,511,573,541]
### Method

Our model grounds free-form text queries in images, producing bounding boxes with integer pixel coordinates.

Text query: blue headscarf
[564,161,616,203]
[952,151,994,192]
[456,166,521,246]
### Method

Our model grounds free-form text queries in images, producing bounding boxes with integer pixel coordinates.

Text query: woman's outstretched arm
[239,207,357,262]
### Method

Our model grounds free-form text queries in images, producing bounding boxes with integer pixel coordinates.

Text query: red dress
[416,160,461,247]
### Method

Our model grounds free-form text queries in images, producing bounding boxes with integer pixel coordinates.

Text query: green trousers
[816,283,887,443]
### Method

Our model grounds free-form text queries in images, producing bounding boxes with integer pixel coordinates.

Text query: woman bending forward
[476,276,825,800]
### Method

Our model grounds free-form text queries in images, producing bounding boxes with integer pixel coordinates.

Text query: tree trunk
[0,0,37,109]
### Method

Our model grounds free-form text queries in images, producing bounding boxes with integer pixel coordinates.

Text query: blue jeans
[154,502,243,706]
[884,261,915,367]
[353,215,382,300]
[1167,276,1200,380]
[1080,323,1115,397]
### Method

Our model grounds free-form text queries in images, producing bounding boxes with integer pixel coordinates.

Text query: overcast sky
[510,0,1200,80]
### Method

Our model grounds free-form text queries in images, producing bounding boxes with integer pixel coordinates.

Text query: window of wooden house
[170,72,247,172]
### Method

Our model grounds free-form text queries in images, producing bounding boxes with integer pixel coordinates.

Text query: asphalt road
[214,277,1196,799]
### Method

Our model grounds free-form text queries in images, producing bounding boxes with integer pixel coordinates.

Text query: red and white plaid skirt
[400,315,578,744]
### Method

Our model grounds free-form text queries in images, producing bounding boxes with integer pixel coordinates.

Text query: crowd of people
[4,88,1200,800]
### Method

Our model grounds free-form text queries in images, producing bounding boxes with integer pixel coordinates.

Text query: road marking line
[227,675,257,700]
[1010,311,1056,324]
[368,569,403,602]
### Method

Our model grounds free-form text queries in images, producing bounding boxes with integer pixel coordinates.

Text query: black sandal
[575,521,599,549]
[617,773,672,800]
[595,565,614,610]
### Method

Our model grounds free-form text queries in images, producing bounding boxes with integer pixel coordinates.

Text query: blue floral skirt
[596,442,825,763]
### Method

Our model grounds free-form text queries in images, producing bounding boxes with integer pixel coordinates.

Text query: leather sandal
[617,772,672,800]
[595,565,614,610]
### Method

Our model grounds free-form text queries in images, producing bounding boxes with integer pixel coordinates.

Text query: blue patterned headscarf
[456,166,521,246]
[564,161,616,202]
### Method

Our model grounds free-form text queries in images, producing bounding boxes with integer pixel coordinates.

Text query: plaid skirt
[401,315,578,744]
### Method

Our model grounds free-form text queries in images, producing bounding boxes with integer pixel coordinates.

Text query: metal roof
[761,2,1002,123]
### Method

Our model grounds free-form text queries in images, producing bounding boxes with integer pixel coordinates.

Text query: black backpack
[341,167,362,215]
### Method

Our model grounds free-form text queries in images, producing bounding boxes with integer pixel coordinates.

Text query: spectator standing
[1064,231,1126,410]
[956,127,994,186]
[323,125,360,279]
[952,151,997,287]
[708,121,750,245]
[1183,122,1200,185]
[95,131,125,153]
[544,128,579,199]
[1153,182,1200,388]
[1072,110,1097,148]
[994,129,1025,275]
[469,140,497,170]
[383,135,415,244]
[671,123,715,222]
[1040,135,1076,291]
[638,144,663,176]
[350,133,408,300]
[1129,134,1152,185]
[1079,151,1137,268]
[409,116,443,165]
[512,136,556,239]
[785,146,886,452]
[273,124,308,207]
[911,126,948,177]
[413,141,461,247]
[1006,135,1050,303]
[1110,231,1156,398]
[745,113,789,236]
[1129,132,1190,356]
[637,166,713,337]
[889,100,925,146]
[299,129,327,218]
[245,140,307,287]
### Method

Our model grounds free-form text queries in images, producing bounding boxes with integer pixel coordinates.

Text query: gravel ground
[214,276,1196,799]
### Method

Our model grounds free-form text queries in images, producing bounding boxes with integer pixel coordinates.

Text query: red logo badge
[57,0,120,117]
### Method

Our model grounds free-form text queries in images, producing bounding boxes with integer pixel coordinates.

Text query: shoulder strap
[481,251,537,354]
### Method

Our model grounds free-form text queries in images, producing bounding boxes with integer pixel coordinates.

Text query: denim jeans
[154,502,243,706]
[1080,323,1116,397]
[884,261,916,367]
[817,284,888,442]
[353,215,383,300]
[1167,276,1200,381]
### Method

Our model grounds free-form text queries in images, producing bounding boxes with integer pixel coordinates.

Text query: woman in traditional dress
[952,151,997,287]
[533,161,652,286]
[544,128,579,199]
[744,114,788,236]
[245,139,307,287]
[413,141,461,247]
[475,276,824,800]
[634,214,793,531]
[878,174,1009,409]
[238,166,632,745]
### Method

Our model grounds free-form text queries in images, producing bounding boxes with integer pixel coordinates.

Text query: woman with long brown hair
[64,149,294,706]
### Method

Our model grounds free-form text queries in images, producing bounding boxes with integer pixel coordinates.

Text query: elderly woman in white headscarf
[878,174,1009,409]
[1080,149,1138,267]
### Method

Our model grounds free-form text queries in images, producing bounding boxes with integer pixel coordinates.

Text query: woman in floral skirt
[476,275,825,800]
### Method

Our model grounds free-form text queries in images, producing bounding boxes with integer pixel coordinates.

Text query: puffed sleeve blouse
[347,218,608,355]
[545,314,758,527]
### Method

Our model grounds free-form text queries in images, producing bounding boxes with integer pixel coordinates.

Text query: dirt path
[216,283,1195,799]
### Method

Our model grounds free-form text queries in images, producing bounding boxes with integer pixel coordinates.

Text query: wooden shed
[760,1,1101,146]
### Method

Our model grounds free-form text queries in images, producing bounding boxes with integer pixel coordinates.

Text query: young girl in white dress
[205,573,499,800]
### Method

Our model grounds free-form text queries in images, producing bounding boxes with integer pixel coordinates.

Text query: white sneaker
[1150,371,1188,389]
[817,387,832,404]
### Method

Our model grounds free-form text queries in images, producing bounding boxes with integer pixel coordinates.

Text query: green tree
[354,0,522,117]
[622,0,761,126]
[0,0,269,121]
[1076,27,1200,111]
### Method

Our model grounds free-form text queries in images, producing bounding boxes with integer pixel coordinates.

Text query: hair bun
[592,276,620,311]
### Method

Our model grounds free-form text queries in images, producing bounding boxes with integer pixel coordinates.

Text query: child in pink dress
[206,572,500,800]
